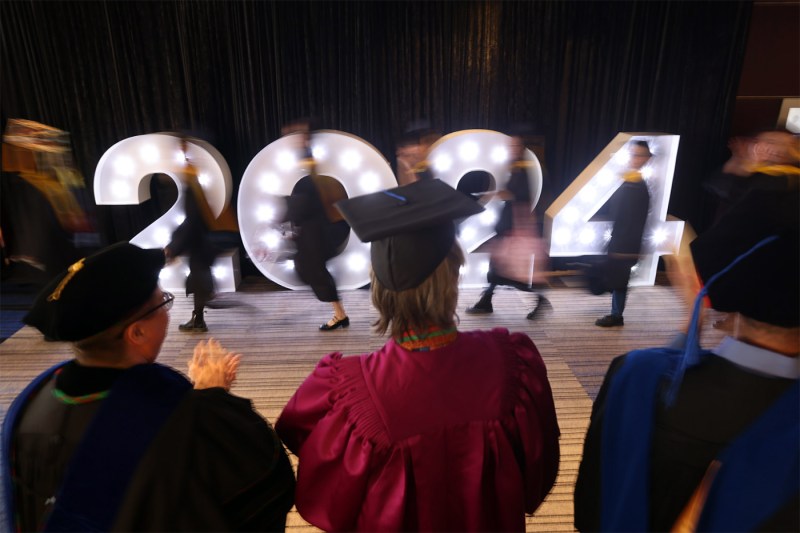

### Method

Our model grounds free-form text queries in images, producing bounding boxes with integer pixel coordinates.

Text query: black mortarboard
[691,189,799,327]
[336,179,484,291]
[24,242,166,341]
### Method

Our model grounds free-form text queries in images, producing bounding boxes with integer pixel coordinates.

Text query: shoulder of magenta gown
[276,327,560,532]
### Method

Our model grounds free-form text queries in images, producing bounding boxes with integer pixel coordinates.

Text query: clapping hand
[188,338,241,391]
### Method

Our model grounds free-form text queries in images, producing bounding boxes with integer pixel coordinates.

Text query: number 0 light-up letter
[94,134,240,291]
[238,130,396,290]
[545,133,684,286]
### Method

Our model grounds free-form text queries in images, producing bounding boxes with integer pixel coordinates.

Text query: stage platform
[0,276,728,532]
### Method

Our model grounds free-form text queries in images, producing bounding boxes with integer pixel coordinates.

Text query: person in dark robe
[1,242,295,531]
[574,188,799,531]
[466,128,552,319]
[702,129,799,331]
[591,139,652,327]
[165,136,239,332]
[394,120,439,185]
[1,119,91,282]
[277,180,560,531]
[705,129,799,225]
[279,119,351,330]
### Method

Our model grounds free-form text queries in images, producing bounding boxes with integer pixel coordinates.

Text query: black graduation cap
[336,179,484,291]
[691,189,799,327]
[24,242,166,341]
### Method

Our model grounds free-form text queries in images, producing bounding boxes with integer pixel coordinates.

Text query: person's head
[508,135,526,161]
[505,123,536,162]
[396,120,439,162]
[752,130,800,166]
[371,243,464,338]
[282,117,315,154]
[336,179,484,339]
[628,140,652,170]
[24,242,170,367]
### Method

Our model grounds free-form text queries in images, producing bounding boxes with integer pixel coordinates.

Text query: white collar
[713,336,800,379]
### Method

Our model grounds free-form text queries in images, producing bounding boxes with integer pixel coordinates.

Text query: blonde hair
[371,243,464,339]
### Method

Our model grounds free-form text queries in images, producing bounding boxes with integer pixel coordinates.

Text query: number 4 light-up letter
[94,134,240,292]
[544,133,684,286]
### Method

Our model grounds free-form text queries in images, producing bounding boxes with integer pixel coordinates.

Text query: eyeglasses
[110,291,174,340]
[123,291,174,328]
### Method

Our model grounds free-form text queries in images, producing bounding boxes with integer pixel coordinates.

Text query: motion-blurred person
[2,242,295,531]
[279,118,351,330]
[165,136,239,332]
[467,127,552,319]
[277,180,560,531]
[394,120,440,185]
[574,188,798,531]
[589,140,652,327]
[705,129,799,224]
[704,129,798,332]
[0,119,93,280]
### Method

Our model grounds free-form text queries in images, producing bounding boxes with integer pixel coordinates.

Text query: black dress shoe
[595,314,624,327]
[179,311,208,332]
[319,316,350,331]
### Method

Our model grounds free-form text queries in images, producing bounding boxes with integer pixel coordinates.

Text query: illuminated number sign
[94,134,239,292]
[427,130,543,287]
[544,133,684,286]
[237,130,396,290]
[95,130,683,291]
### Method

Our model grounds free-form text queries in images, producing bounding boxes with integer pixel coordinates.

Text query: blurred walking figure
[590,140,652,327]
[466,126,551,319]
[279,118,351,330]
[394,120,439,185]
[1,119,94,280]
[165,136,239,332]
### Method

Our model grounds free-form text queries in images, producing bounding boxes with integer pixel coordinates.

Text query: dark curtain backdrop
[1,0,751,246]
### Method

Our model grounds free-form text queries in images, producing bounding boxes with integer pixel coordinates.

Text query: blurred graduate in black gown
[165,136,239,333]
[279,119,351,331]
[466,126,552,319]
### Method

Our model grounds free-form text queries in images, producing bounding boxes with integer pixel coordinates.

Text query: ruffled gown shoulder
[276,327,560,532]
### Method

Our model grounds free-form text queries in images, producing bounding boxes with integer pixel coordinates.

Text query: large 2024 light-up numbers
[94,130,683,291]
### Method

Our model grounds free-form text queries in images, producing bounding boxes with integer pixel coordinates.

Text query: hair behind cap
[371,243,463,339]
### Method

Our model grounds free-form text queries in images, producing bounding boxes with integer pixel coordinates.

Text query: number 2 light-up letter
[544,133,684,286]
[427,130,543,287]
[94,134,239,291]
[238,130,396,290]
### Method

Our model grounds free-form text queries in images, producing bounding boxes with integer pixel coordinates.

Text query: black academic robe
[574,352,799,532]
[283,175,349,302]
[495,163,532,237]
[3,361,295,532]
[168,170,239,301]
[603,178,650,289]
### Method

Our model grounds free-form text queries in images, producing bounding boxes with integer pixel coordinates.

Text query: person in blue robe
[2,242,295,531]
[574,187,799,531]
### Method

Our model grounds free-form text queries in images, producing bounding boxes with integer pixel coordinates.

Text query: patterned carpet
[0,278,727,531]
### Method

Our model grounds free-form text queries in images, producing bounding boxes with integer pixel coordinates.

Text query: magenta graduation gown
[276,328,560,531]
